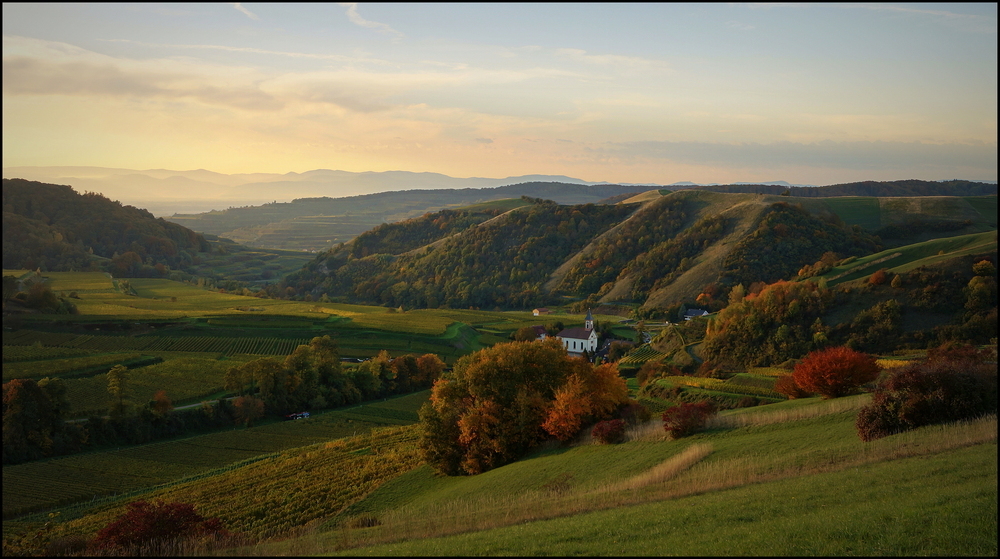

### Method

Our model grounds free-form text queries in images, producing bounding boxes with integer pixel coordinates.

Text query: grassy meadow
[817,230,997,287]
[24,393,984,556]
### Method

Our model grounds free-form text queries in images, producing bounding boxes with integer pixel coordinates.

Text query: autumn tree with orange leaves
[419,338,629,475]
[792,346,880,399]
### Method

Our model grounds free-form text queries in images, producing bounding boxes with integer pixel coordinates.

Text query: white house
[532,308,551,316]
[684,308,710,321]
[531,325,548,341]
[557,309,598,356]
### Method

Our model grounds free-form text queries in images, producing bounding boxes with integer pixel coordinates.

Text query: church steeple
[585,308,593,331]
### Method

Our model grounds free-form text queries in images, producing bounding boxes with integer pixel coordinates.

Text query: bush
[617,401,652,426]
[662,401,716,439]
[90,500,228,553]
[856,359,997,441]
[592,419,626,444]
[793,346,880,399]
[774,374,812,399]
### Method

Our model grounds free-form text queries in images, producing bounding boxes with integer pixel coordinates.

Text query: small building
[557,309,598,356]
[684,308,710,321]
[532,308,551,316]
[531,325,549,340]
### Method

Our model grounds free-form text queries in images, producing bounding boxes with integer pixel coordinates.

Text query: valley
[2,177,995,556]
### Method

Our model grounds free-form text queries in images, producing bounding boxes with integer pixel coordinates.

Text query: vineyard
[657,375,784,400]
[58,357,241,414]
[61,425,423,540]
[4,330,311,357]
[2,392,430,520]
[2,353,148,382]
[2,345,98,362]
[619,344,666,367]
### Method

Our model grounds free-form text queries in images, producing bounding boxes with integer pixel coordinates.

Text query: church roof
[557,326,594,340]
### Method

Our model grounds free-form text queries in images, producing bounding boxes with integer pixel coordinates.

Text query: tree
[106,364,129,417]
[774,374,812,399]
[418,338,628,475]
[512,326,538,342]
[792,346,880,399]
[151,390,173,416]
[231,395,265,427]
[3,379,59,463]
[856,357,996,441]
[868,269,888,286]
[414,353,446,387]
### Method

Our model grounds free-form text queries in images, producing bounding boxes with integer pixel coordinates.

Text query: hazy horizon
[3,3,997,187]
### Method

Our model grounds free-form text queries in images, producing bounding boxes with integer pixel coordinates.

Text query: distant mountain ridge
[1,166,612,216]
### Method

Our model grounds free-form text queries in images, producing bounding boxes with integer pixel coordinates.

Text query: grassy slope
[817,230,997,287]
[626,190,772,308]
[587,191,995,308]
[310,396,996,556]
[333,443,995,556]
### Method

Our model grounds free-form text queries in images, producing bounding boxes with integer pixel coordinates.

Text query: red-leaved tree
[90,500,228,552]
[792,346,880,399]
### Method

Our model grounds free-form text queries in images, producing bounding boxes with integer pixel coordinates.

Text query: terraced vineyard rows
[659,376,784,399]
[2,353,146,382]
[3,393,430,519]
[619,344,665,367]
[61,357,232,414]
[5,331,310,357]
[64,426,423,540]
[2,345,98,362]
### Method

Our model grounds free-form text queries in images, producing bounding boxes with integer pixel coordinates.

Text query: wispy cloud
[231,3,260,21]
[602,139,997,171]
[2,56,283,111]
[339,3,403,38]
[98,38,392,66]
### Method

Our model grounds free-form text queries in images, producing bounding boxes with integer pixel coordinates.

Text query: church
[556,309,598,356]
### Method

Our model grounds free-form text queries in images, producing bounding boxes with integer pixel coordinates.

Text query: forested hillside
[166,182,661,251]
[280,200,637,309]
[276,188,995,314]
[2,179,209,275]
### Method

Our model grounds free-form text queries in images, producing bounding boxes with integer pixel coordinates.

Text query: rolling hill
[164,182,665,252]
[278,186,996,316]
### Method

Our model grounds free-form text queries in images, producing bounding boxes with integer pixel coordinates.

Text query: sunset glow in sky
[3,3,997,185]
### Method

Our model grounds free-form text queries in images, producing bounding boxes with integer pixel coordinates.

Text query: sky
[2,2,997,185]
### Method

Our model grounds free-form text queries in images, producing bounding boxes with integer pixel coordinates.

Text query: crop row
[619,344,665,366]
[659,376,784,399]
[725,374,779,391]
[63,357,233,414]
[2,353,144,382]
[64,426,423,539]
[4,394,429,518]
[6,331,311,357]
[2,345,98,363]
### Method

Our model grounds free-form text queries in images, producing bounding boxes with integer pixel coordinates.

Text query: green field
[817,230,997,286]
[965,196,998,227]
[823,196,882,230]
